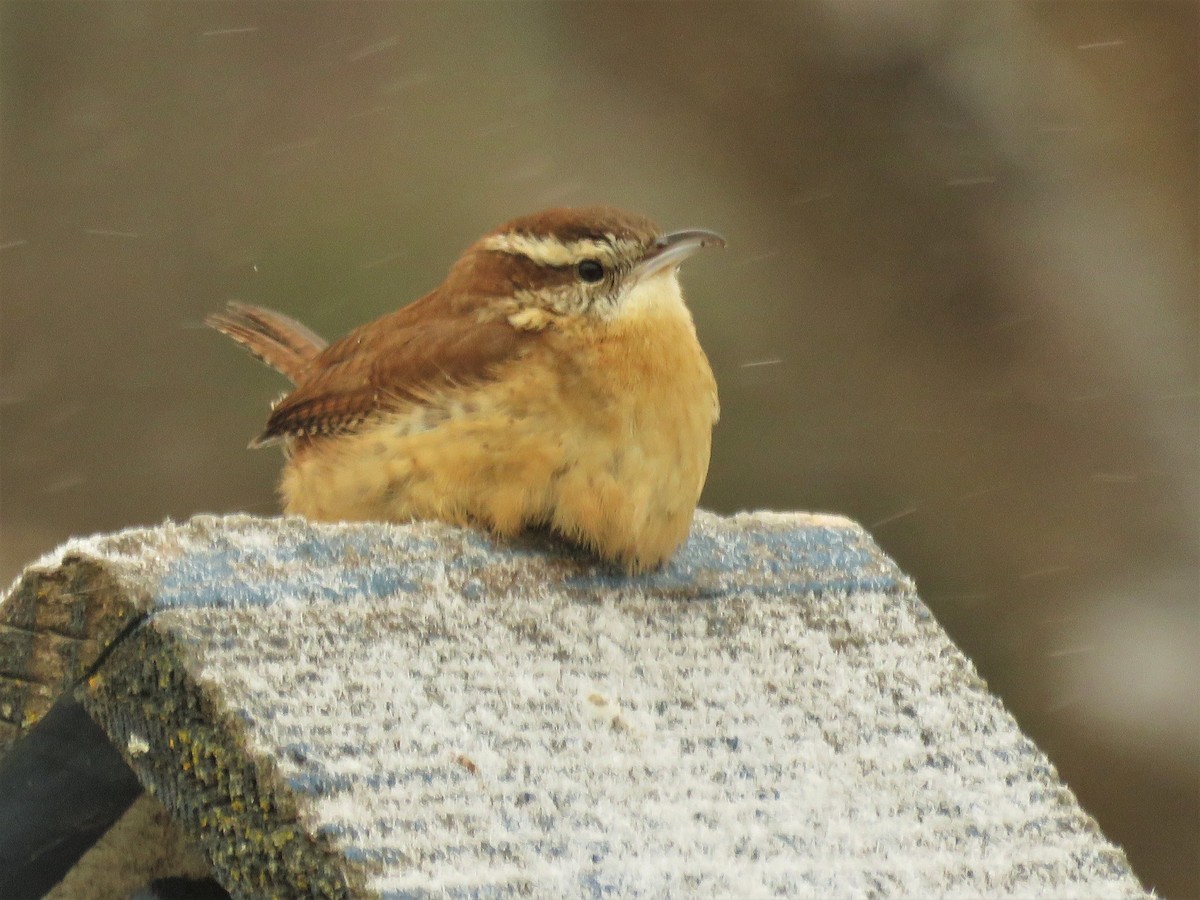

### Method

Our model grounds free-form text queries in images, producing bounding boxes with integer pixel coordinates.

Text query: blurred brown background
[1,2,1196,895]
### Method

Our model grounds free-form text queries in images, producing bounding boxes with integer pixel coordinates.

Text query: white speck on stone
[127,733,150,756]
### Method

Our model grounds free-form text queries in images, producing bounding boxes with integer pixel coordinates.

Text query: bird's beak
[632,229,726,281]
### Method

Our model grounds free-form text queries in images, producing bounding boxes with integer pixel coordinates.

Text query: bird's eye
[577,259,605,283]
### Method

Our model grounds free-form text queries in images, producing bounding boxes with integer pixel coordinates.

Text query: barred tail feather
[205,301,328,384]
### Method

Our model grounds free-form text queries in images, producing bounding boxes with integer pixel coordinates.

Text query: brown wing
[254,288,530,447]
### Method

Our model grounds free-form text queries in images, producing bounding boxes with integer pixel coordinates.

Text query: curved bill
[632,228,726,281]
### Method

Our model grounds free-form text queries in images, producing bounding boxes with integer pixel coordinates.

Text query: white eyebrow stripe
[482,233,614,266]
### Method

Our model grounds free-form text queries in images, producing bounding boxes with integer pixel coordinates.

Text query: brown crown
[489,205,660,246]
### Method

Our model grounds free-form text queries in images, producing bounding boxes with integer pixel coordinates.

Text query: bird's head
[447,206,724,327]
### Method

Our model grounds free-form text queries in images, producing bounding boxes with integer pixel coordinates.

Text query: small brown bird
[207,206,723,571]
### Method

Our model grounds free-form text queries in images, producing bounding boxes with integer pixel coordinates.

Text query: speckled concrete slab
[0,511,1146,898]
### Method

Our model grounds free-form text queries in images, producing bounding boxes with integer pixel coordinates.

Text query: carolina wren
[207,206,723,571]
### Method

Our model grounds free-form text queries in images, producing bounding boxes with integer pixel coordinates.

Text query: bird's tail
[205,301,328,384]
